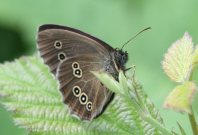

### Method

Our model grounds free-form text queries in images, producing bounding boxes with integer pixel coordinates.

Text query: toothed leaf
[0,55,169,135]
[163,81,197,114]
[162,32,194,83]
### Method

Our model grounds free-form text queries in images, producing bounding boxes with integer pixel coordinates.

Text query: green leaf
[128,77,166,135]
[177,122,187,135]
[162,32,194,83]
[118,70,129,94]
[94,70,172,135]
[0,55,170,135]
[163,81,197,114]
[92,71,124,95]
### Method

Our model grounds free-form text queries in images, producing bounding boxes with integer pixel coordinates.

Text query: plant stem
[188,108,198,135]
[188,66,198,135]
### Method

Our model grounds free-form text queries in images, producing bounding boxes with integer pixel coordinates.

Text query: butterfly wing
[37,24,116,120]
[57,59,113,120]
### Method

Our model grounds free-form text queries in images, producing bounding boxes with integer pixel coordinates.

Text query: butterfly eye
[86,101,92,111]
[121,53,128,64]
[72,86,81,97]
[72,62,79,69]
[79,92,88,105]
[58,52,66,61]
[54,41,62,49]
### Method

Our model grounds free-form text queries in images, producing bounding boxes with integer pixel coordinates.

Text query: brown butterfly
[37,24,149,120]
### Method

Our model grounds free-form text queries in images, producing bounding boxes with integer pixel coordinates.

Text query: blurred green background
[0,0,197,134]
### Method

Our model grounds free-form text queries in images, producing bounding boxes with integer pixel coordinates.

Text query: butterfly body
[37,24,128,120]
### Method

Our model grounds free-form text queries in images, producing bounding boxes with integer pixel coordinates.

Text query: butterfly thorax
[112,48,128,71]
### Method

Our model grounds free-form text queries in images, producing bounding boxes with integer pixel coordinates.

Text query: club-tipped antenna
[121,27,151,50]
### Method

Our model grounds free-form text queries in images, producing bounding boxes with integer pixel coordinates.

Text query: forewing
[37,24,112,74]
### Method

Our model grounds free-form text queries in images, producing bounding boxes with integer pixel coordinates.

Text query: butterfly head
[113,48,128,70]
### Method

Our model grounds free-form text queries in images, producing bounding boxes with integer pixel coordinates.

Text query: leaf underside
[162,32,194,83]
[0,55,163,135]
[163,81,197,114]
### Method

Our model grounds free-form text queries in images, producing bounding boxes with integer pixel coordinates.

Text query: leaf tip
[183,32,192,40]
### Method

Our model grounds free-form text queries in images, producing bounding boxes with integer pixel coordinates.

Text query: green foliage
[162,32,198,113]
[0,55,171,135]
[162,32,194,83]
[164,81,197,114]
[1,0,198,134]
[177,122,187,135]
[162,32,198,135]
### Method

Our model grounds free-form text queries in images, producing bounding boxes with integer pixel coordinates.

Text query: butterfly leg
[124,65,136,72]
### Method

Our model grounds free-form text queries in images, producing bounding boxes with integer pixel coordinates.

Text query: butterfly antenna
[121,27,151,50]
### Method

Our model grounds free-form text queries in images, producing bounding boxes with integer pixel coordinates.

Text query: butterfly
[37,24,129,121]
